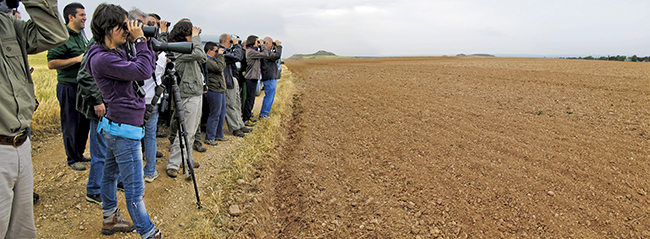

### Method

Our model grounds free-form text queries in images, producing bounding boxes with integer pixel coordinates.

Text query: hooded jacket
[174,35,207,98]
[261,45,282,81]
[85,41,155,126]
[206,53,226,93]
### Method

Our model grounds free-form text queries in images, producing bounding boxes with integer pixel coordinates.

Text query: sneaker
[117,182,124,192]
[240,127,253,133]
[101,209,136,235]
[144,170,160,183]
[233,130,245,137]
[216,137,229,142]
[250,118,258,123]
[204,140,218,146]
[193,142,207,152]
[69,162,86,171]
[81,156,92,162]
[33,192,40,204]
[166,169,178,178]
[146,229,162,239]
[244,120,257,127]
[156,151,164,158]
[156,131,168,138]
[191,161,200,168]
[86,193,102,204]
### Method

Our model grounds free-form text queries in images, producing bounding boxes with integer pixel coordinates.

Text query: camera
[143,84,164,123]
[122,19,159,38]
[5,0,20,8]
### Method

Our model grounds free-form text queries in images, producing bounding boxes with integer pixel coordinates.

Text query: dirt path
[270,57,649,238]
[33,96,265,238]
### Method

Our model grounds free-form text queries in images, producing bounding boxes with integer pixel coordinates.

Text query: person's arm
[206,53,226,73]
[48,54,83,69]
[18,0,69,54]
[77,40,104,115]
[246,45,270,59]
[224,44,243,62]
[267,45,282,61]
[90,43,155,82]
[175,36,207,64]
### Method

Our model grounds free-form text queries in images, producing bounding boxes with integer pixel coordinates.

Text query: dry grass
[29,52,61,139]
[189,65,298,238]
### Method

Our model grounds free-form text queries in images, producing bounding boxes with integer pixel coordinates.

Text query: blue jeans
[260,79,277,117]
[86,119,106,195]
[205,91,226,140]
[143,105,159,177]
[101,132,155,238]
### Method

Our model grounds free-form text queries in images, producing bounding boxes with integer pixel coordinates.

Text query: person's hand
[127,20,144,39]
[191,26,201,37]
[94,103,106,118]
[160,20,169,33]
[75,53,84,63]
[218,48,225,54]
[275,40,281,46]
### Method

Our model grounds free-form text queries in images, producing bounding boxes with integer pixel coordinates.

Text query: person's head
[219,33,232,49]
[91,3,128,50]
[245,35,258,47]
[204,41,218,57]
[63,2,86,31]
[147,13,160,27]
[128,7,146,22]
[168,20,192,43]
[263,37,273,49]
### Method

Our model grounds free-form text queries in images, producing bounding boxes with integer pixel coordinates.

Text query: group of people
[0,0,283,238]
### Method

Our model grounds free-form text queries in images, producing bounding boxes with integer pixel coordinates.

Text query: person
[242,35,269,125]
[85,3,161,238]
[166,20,206,178]
[47,2,90,171]
[220,34,252,137]
[0,0,68,237]
[259,37,283,119]
[203,41,228,145]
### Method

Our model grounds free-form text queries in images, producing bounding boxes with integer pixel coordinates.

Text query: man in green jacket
[47,2,89,171]
[0,0,68,237]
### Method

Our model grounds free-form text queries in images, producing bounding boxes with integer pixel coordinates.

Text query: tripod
[164,62,202,209]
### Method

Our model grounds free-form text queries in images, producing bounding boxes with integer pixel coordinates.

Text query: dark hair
[168,21,192,43]
[91,3,127,50]
[148,13,161,21]
[245,35,258,47]
[204,41,218,53]
[63,2,84,25]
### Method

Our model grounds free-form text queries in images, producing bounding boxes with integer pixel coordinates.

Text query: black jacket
[221,43,243,89]
[261,45,282,81]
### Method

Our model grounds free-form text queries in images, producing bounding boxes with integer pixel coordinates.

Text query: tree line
[561,55,650,62]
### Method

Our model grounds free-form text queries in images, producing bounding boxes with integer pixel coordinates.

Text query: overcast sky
[18,0,650,57]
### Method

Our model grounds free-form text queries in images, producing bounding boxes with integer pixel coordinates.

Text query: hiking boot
[156,151,164,158]
[86,193,102,204]
[146,229,162,239]
[204,140,218,146]
[166,169,178,178]
[193,142,207,152]
[69,162,86,171]
[244,120,256,127]
[33,192,40,204]
[156,131,167,138]
[240,127,253,133]
[191,161,200,168]
[117,182,124,192]
[81,156,92,162]
[233,130,245,137]
[249,118,258,123]
[144,170,160,183]
[102,209,136,235]
[216,137,229,142]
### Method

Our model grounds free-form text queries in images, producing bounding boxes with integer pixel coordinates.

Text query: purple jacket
[85,42,155,126]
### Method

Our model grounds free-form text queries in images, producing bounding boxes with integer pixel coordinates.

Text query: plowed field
[272,57,650,238]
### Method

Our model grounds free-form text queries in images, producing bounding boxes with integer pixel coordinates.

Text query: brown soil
[268,57,649,238]
[32,96,266,238]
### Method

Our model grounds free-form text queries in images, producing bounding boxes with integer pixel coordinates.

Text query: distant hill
[456,53,496,57]
[289,50,339,60]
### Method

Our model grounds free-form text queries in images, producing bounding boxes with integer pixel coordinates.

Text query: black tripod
[163,62,202,209]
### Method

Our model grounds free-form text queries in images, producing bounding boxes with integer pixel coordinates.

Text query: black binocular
[123,19,159,38]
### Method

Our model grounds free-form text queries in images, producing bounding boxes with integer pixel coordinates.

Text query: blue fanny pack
[97,117,145,140]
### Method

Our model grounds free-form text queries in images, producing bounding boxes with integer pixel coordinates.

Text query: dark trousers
[242,79,257,121]
[56,83,90,165]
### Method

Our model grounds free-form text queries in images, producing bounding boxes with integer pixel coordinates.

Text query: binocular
[123,20,159,38]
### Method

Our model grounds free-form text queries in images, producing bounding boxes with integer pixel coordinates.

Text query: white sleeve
[155,52,167,85]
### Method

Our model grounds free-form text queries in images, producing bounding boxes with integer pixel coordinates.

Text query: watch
[135,36,146,43]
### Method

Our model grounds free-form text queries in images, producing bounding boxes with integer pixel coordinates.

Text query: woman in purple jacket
[84,3,160,239]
